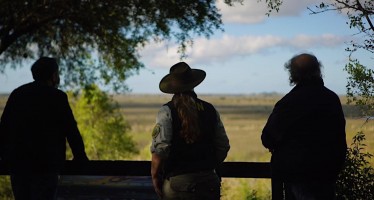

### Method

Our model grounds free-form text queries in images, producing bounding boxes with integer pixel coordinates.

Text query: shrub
[336,131,374,199]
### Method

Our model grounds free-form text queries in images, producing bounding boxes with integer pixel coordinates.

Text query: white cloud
[218,0,323,24]
[186,35,283,61]
[139,34,348,68]
[288,34,348,48]
[217,1,269,24]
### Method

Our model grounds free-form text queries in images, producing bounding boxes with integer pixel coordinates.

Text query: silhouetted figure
[0,57,88,200]
[261,53,347,200]
[150,62,230,200]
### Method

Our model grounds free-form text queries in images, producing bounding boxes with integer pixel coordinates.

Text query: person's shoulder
[276,90,295,105]
[33,84,68,100]
[53,87,67,95]
[157,104,172,120]
[196,98,216,110]
[163,100,173,107]
[160,104,171,111]
[12,82,33,91]
[50,87,68,99]
[9,82,34,96]
[322,86,341,101]
[195,97,211,105]
[323,86,339,96]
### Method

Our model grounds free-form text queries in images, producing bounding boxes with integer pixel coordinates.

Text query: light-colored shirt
[150,105,230,163]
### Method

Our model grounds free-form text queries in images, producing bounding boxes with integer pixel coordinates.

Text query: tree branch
[356,0,374,32]
[307,6,339,15]
[0,0,72,55]
[0,16,56,55]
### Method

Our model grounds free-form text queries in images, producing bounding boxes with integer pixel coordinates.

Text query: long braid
[172,93,201,143]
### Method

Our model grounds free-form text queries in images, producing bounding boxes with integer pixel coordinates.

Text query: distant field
[0,93,372,161]
[111,94,373,162]
[115,94,280,162]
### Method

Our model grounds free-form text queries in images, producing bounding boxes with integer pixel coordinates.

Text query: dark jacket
[261,79,347,181]
[164,95,218,177]
[0,81,87,173]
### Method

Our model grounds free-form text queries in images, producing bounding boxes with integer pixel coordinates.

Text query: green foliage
[0,0,238,91]
[0,176,12,199]
[68,85,138,160]
[336,131,374,200]
[345,59,374,117]
[244,189,263,200]
[221,179,271,200]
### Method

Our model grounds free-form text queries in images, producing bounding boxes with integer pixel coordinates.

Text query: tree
[68,85,137,160]
[345,59,374,117]
[0,0,240,91]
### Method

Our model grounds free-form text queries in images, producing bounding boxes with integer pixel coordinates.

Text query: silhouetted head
[31,57,60,88]
[285,53,322,85]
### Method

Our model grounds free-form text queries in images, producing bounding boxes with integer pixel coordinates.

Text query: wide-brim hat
[159,62,206,94]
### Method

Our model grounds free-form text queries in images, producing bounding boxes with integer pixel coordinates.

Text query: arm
[335,99,348,168]
[150,105,173,197]
[151,153,164,199]
[261,102,285,152]
[261,113,279,151]
[213,111,230,164]
[61,93,88,161]
[66,123,88,161]
[0,93,14,160]
[0,109,8,160]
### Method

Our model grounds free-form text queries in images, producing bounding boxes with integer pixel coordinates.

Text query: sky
[0,0,373,95]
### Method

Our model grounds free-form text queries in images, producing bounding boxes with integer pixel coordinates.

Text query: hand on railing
[72,154,89,162]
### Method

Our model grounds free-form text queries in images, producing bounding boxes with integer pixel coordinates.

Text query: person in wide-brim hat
[151,61,230,200]
[159,62,206,94]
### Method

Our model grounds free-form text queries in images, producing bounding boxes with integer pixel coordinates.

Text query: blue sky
[0,0,372,95]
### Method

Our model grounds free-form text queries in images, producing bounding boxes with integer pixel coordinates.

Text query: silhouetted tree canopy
[0,0,240,91]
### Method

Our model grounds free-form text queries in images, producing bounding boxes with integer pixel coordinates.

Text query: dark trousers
[284,180,336,200]
[162,170,220,200]
[11,173,59,200]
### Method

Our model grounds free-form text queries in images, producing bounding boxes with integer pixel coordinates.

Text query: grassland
[0,93,373,199]
[112,94,373,162]
[113,93,373,199]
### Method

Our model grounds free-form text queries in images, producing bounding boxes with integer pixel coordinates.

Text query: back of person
[261,54,347,200]
[0,57,88,200]
[270,79,346,181]
[164,96,218,177]
[261,53,347,200]
[3,81,69,173]
[150,62,230,200]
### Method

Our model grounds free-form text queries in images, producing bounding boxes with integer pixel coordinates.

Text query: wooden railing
[0,161,283,199]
